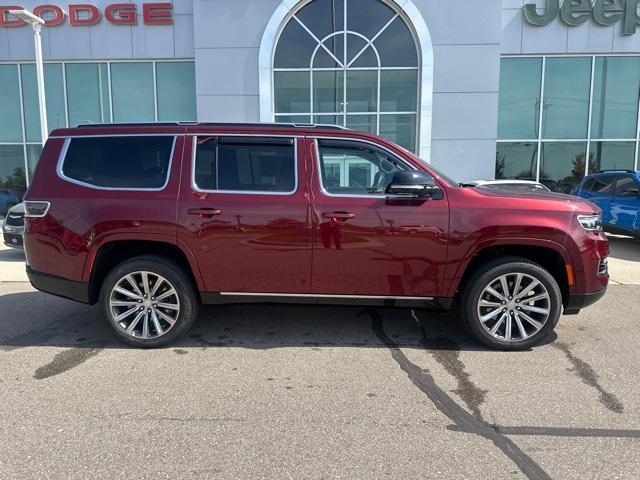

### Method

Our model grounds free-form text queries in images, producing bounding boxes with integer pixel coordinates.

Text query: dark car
[0,189,19,218]
[574,170,640,239]
[23,123,609,350]
[2,202,24,249]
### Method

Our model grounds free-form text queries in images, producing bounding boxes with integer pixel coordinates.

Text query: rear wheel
[460,256,562,350]
[100,255,198,347]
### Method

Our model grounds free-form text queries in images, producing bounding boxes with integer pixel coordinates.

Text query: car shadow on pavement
[0,247,25,262]
[607,235,640,263]
[0,290,554,352]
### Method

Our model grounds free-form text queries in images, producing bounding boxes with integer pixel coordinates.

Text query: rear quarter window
[60,136,174,189]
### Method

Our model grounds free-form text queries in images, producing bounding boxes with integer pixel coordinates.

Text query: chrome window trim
[219,292,434,301]
[190,135,299,196]
[310,136,418,199]
[56,135,176,192]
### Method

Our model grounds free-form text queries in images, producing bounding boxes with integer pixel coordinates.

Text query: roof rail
[75,122,350,130]
[596,169,636,174]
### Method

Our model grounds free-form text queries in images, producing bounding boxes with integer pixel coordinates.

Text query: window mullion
[536,57,546,183]
[635,73,640,171]
[107,62,114,123]
[16,63,30,185]
[61,63,70,127]
[343,0,348,126]
[585,56,596,177]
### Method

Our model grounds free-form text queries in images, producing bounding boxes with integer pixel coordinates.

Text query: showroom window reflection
[272,0,420,153]
[0,60,196,216]
[497,56,640,193]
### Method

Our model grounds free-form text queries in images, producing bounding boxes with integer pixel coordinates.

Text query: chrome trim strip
[219,292,434,301]
[55,136,176,192]
[190,135,299,196]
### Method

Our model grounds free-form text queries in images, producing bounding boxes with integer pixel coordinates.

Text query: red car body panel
[305,137,449,297]
[23,124,609,312]
[177,136,312,294]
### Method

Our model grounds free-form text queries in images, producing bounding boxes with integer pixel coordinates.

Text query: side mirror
[622,188,640,197]
[385,171,440,198]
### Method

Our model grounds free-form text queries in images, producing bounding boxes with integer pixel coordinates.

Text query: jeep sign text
[524,0,640,35]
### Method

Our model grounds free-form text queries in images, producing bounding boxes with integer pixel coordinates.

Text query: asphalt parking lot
[0,237,639,479]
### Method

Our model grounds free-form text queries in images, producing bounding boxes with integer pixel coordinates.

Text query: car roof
[586,170,639,178]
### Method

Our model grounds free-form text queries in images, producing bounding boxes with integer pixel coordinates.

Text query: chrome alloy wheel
[109,271,180,339]
[476,273,551,342]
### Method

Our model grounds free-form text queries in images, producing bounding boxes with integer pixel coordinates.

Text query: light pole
[8,9,48,144]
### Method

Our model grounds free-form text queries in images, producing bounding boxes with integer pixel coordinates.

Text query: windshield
[403,149,458,186]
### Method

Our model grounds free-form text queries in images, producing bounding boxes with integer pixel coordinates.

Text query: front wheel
[100,255,199,348]
[460,256,562,350]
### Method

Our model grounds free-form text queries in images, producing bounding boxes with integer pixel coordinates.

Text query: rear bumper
[564,289,607,315]
[27,266,91,304]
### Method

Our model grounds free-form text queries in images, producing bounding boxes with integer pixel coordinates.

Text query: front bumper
[564,289,607,315]
[27,266,91,304]
[3,225,24,248]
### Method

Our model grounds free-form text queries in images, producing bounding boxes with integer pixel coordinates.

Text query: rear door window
[194,137,296,193]
[61,136,174,189]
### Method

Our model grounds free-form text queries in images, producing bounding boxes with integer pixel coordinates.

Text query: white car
[466,179,551,193]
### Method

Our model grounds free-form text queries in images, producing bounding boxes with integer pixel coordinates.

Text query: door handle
[188,207,222,218]
[322,211,355,220]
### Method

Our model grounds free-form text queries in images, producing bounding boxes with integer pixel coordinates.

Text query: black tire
[99,255,199,348]
[460,256,562,351]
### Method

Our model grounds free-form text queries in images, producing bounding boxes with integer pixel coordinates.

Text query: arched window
[271,0,420,152]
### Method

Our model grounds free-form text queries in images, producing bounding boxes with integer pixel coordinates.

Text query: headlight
[577,214,602,231]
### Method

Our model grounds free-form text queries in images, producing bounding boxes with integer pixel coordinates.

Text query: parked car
[23,123,609,350]
[574,170,640,239]
[2,203,24,248]
[466,179,551,193]
[0,189,19,218]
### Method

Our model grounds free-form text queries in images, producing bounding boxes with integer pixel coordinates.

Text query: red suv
[23,123,609,349]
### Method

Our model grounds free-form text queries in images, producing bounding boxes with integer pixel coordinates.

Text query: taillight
[23,201,51,218]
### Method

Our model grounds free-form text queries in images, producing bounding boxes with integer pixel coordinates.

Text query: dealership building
[2,0,640,207]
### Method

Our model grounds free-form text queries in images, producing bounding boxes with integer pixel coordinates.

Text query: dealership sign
[524,0,640,34]
[0,3,173,26]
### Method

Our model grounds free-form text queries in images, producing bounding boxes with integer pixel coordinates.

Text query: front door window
[317,139,412,195]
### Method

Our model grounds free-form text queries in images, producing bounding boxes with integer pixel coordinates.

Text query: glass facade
[0,60,196,215]
[272,0,420,152]
[498,56,640,193]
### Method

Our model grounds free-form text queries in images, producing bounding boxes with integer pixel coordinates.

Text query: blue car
[574,170,640,238]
